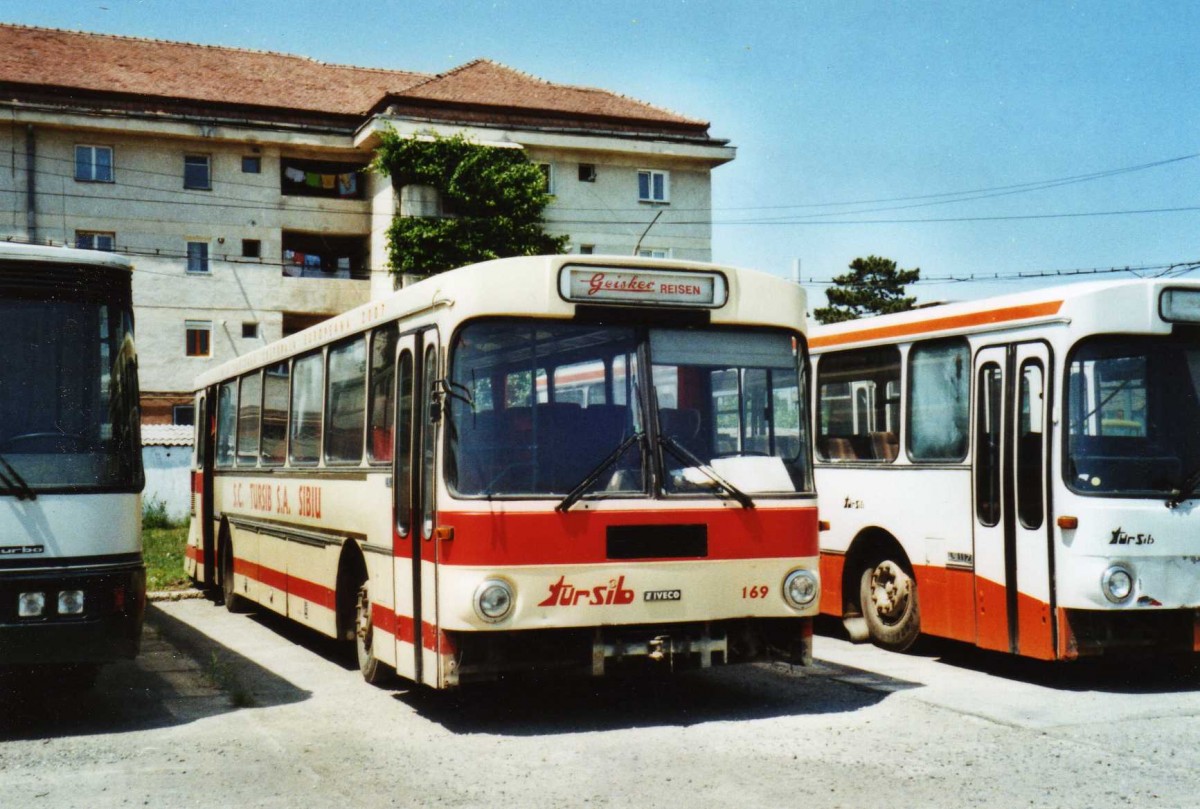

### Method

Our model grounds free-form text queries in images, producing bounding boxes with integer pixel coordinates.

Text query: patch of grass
[143,523,190,591]
[203,651,255,708]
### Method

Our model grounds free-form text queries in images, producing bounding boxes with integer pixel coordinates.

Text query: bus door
[972,342,1054,657]
[197,388,217,588]
[392,328,440,684]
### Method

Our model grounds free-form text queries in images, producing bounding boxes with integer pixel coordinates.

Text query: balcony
[281,231,369,280]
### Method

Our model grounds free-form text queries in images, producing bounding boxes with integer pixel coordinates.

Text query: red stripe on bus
[809,300,1063,349]
[374,610,449,653]
[435,507,819,566]
[820,553,1059,659]
[231,557,336,611]
[185,544,201,563]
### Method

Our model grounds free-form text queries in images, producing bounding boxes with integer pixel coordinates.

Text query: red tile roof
[397,60,704,127]
[0,24,708,131]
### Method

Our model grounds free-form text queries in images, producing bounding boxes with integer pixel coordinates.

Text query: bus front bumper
[0,562,146,665]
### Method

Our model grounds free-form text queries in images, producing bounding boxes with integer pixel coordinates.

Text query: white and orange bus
[186,255,819,688]
[812,278,1200,660]
[1,243,145,685]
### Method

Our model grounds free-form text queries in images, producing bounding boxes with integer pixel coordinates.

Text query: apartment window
[185,320,212,358]
[242,322,259,339]
[187,241,210,274]
[75,145,113,182]
[578,163,596,182]
[537,163,554,194]
[580,244,595,255]
[637,169,669,203]
[184,155,211,190]
[637,248,670,259]
[242,155,261,174]
[172,405,195,426]
[242,239,261,258]
[75,231,115,251]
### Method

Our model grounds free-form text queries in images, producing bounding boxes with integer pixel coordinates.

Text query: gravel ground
[2,599,1198,808]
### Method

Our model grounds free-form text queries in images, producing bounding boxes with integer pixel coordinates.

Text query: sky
[5,0,1199,306]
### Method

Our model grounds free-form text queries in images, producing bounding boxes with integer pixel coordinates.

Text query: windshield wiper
[1167,465,1200,508]
[659,435,755,509]
[556,431,644,513]
[0,453,35,501]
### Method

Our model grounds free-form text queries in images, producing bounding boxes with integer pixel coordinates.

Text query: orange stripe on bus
[809,300,1063,349]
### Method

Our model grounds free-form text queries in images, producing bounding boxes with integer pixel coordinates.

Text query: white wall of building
[0,109,733,415]
[142,444,192,522]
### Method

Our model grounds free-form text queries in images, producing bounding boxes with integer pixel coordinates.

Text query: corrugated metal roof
[142,424,194,446]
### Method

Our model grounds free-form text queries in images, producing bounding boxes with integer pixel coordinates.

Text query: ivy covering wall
[371,131,568,277]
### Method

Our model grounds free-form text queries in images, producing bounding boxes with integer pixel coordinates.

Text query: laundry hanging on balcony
[283,166,359,197]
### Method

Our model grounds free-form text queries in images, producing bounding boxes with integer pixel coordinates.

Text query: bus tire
[355,579,389,685]
[220,535,249,614]
[859,555,921,652]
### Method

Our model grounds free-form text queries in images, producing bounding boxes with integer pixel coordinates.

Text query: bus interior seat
[821,436,857,461]
[870,431,899,461]
[659,407,703,457]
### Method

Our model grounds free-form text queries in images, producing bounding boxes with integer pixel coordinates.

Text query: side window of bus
[396,349,414,536]
[816,346,901,462]
[976,363,1003,526]
[1017,360,1045,529]
[326,337,367,465]
[261,361,289,466]
[289,351,324,465]
[193,392,206,468]
[216,380,237,467]
[505,368,549,407]
[421,343,438,539]
[553,360,605,407]
[909,338,970,462]
[367,325,398,464]
[236,371,262,466]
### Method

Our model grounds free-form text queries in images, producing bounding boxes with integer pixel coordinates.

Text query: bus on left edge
[0,243,145,686]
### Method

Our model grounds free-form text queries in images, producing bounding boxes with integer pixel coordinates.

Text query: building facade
[0,25,735,423]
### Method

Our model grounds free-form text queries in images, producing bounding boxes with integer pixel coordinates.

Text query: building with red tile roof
[0,24,734,424]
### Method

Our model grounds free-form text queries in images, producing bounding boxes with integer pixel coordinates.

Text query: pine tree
[813,255,920,324]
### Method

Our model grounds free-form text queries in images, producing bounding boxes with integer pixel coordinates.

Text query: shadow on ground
[0,603,311,742]
[815,613,1200,695]
[391,653,920,736]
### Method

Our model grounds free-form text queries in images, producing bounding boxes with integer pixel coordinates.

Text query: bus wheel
[355,581,388,685]
[859,556,921,652]
[221,539,248,613]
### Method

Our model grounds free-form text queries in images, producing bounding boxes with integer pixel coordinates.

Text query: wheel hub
[869,561,912,621]
[356,588,372,643]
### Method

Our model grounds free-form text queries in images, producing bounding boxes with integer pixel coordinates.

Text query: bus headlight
[782,569,819,609]
[58,590,85,615]
[1101,565,1134,603]
[474,578,515,623]
[18,591,45,618]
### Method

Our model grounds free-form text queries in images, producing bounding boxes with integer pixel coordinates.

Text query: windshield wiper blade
[659,435,755,509]
[0,454,35,501]
[1167,465,1200,508]
[556,431,644,513]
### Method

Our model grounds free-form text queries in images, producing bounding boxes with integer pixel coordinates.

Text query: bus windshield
[1067,335,1200,496]
[448,319,812,498]
[0,295,142,491]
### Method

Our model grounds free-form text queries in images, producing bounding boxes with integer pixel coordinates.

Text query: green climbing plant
[371,131,568,277]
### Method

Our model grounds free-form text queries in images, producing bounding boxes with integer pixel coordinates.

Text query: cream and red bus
[812,278,1200,660]
[186,255,818,688]
[1,243,145,685]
